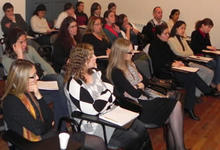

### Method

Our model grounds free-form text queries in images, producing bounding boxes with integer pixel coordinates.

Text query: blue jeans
[41,74,69,131]
[206,56,220,84]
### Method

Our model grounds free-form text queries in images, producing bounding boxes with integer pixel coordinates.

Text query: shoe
[184,109,200,121]
[196,97,203,103]
[205,87,220,97]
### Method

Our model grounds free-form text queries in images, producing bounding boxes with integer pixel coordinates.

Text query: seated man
[1,2,29,36]
[141,6,166,46]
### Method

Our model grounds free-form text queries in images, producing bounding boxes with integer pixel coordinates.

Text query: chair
[2,117,80,150]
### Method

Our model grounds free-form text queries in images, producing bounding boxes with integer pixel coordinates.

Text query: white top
[30,15,50,33]
[55,11,76,29]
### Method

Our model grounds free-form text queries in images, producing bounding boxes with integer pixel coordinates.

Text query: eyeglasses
[29,73,38,79]
[94,23,102,26]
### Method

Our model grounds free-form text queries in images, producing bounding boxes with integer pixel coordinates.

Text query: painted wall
[0,0,26,37]
[82,0,220,48]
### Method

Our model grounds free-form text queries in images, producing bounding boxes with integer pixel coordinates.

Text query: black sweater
[82,33,110,56]
[3,94,53,138]
[111,67,143,98]
[149,38,179,79]
[190,30,211,54]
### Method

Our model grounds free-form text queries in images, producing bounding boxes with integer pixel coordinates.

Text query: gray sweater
[2,45,55,75]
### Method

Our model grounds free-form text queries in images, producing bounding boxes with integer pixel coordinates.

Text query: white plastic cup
[58,132,70,150]
[134,45,138,50]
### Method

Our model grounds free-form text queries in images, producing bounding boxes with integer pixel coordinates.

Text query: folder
[100,106,139,126]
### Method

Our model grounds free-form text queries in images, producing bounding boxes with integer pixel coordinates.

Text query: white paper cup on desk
[134,45,138,50]
[59,132,70,150]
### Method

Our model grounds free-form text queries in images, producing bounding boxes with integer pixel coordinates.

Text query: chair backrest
[133,51,154,80]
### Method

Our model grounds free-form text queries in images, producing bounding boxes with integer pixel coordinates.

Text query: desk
[24,135,81,150]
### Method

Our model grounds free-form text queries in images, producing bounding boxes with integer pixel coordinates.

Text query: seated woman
[2,27,55,76]
[64,43,151,150]
[107,38,186,150]
[1,59,107,150]
[168,20,214,97]
[53,16,79,73]
[191,18,220,92]
[103,10,122,45]
[82,16,111,71]
[89,2,102,18]
[30,4,57,45]
[54,3,76,29]
[149,23,215,121]
[2,27,69,128]
[167,9,180,32]
[117,14,140,45]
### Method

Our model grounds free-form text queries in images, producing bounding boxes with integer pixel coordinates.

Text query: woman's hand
[207,46,216,51]
[28,80,42,99]
[13,42,24,59]
[106,48,111,56]
[172,61,185,67]
[113,24,121,33]
[136,82,145,90]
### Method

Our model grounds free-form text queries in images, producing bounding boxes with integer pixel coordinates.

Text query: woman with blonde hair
[2,59,54,142]
[64,43,152,150]
[107,38,187,150]
[2,59,108,150]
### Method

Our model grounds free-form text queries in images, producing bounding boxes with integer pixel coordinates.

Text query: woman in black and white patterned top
[64,43,151,150]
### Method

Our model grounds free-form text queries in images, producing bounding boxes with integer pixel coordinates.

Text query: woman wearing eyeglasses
[107,38,187,150]
[82,16,111,74]
[2,59,107,150]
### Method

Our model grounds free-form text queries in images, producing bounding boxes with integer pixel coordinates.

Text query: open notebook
[99,106,139,126]
[37,81,58,90]
[188,55,213,63]
[202,50,220,55]
[172,66,199,73]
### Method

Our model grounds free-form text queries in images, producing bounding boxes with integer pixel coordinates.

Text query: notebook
[37,81,59,90]
[100,106,139,126]
[172,66,199,73]
[202,50,220,55]
[188,55,213,63]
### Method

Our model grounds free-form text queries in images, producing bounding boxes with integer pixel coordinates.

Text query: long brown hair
[64,43,94,83]
[1,59,34,100]
[195,18,214,30]
[106,38,132,82]
[86,16,109,42]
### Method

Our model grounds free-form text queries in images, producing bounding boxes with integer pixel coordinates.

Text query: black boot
[184,109,200,121]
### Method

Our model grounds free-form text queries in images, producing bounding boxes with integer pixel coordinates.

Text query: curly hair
[64,43,94,83]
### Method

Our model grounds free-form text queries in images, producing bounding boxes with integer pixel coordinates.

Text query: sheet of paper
[188,55,213,63]
[202,50,220,55]
[96,55,109,59]
[37,81,58,90]
[100,106,139,126]
[172,66,199,73]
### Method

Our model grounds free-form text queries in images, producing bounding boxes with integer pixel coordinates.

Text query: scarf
[18,93,44,142]
[104,24,118,37]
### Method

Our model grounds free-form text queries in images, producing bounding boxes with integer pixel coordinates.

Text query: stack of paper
[188,55,213,63]
[202,50,220,55]
[172,66,199,73]
[100,106,139,126]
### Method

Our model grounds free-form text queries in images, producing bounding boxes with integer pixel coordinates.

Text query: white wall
[0,0,26,37]
[82,0,220,48]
